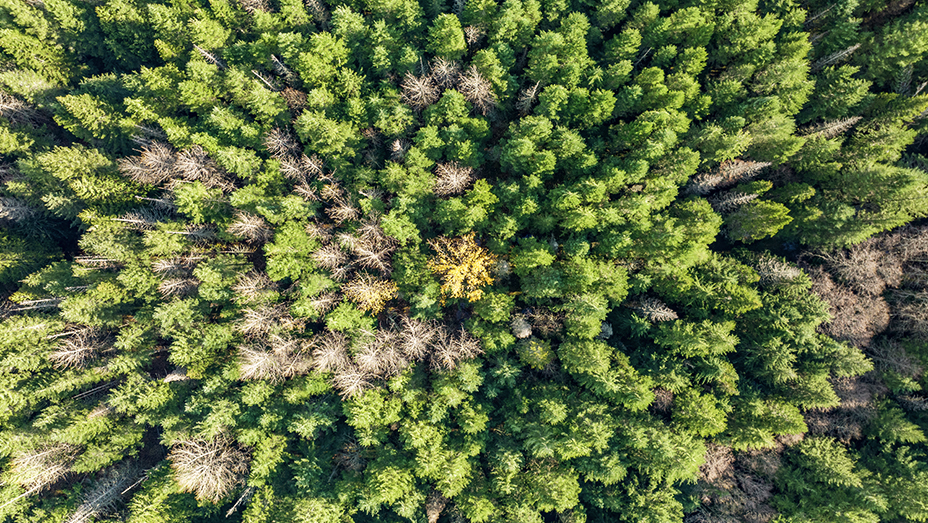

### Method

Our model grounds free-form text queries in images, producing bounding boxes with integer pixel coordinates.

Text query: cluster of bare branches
[433,162,476,196]
[65,462,142,523]
[799,116,862,139]
[238,302,302,337]
[687,443,781,523]
[686,160,772,196]
[516,81,541,115]
[117,142,235,191]
[401,59,497,115]
[809,266,890,347]
[153,255,202,298]
[343,273,398,314]
[0,91,45,126]
[227,211,273,244]
[193,44,226,69]
[804,376,884,443]
[238,335,312,382]
[312,318,483,398]
[112,206,175,231]
[0,196,36,224]
[752,255,805,288]
[232,271,277,303]
[48,328,113,369]
[708,191,759,213]
[630,296,679,322]
[168,436,249,503]
[7,443,81,496]
[510,308,564,339]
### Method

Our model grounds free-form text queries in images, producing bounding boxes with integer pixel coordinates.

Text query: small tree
[427,232,497,303]
[434,162,475,196]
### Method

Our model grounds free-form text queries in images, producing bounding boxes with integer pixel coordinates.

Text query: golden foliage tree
[427,232,497,303]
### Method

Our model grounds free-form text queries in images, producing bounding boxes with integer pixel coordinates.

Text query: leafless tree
[281,87,308,110]
[312,243,349,271]
[65,462,142,523]
[140,141,178,180]
[632,297,679,322]
[426,490,449,523]
[400,317,438,360]
[232,272,275,302]
[457,65,496,115]
[812,43,861,71]
[463,26,485,47]
[818,243,902,296]
[343,273,397,313]
[0,92,43,126]
[228,212,273,244]
[708,191,758,213]
[238,335,311,382]
[175,145,230,190]
[326,197,361,224]
[800,116,862,139]
[270,55,295,83]
[401,72,440,111]
[390,138,410,162]
[511,314,532,339]
[152,256,201,277]
[309,291,341,316]
[164,367,191,383]
[516,81,541,115]
[304,221,333,242]
[7,443,80,495]
[809,267,889,347]
[239,303,298,337]
[530,308,563,337]
[158,278,200,298]
[311,330,350,373]
[305,0,329,26]
[49,329,111,369]
[0,197,36,224]
[753,256,804,288]
[169,436,249,503]
[430,58,461,89]
[430,326,482,371]
[264,128,300,158]
[332,364,374,398]
[434,162,475,196]
[193,44,226,69]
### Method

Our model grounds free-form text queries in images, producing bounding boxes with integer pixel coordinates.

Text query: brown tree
[168,436,249,503]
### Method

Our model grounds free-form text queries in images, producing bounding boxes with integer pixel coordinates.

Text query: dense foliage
[0,0,927,520]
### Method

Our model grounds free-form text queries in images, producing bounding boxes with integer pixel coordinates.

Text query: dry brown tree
[753,256,804,288]
[49,329,111,369]
[433,162,475,196]
[390,138,410,161]
[463,26,485,47]
[0,92,44,126]
[168,436,249,503]
[326,196,362,224]
[227,212,273,244]
[7,443,81,496]
[515,81,541,115]
[304,221,333,242]
[530,308,563,337]
[65,462,141,523]
[818,242,903,296]
[308,291,342,316]
[175,145,232,190]
[457,65,496,115]
[708,191,758,213]
[809,267,889,347]
[401,71,440,110]
[332,364,374,398]
[430,58,460,89]
[426,490,449,523]
[804,375,883,443]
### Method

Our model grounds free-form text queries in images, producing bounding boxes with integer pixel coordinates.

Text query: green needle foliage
[0,0,927,521]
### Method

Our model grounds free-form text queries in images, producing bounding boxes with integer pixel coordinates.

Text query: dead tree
[227,212,273,244]
[168,436,249,503]
[433,162,475,196]
[401,72,440,111]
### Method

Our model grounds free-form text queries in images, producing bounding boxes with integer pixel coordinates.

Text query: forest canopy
[1,0,928,520]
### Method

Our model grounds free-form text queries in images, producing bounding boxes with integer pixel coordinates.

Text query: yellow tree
[427,232,497,304]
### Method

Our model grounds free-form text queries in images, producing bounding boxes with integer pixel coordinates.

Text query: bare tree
[430,326,482,371]
[312,243,349,271]
[426,490,449,523]
[65,462,142,523]
[799,116,862,139]
[511,314,532,339]
[305,0,329,26]
[264,127,300,158]
[332,364,374,398]
[708,191,758,213]
[809,267,889,347]
[400,317,437,360]
[232,272,275,302]
[463,26,485,47]
[390,138,410,162]
[343,273,397,314]
[430,58,461,89]
[175,145,230,190]
[193,44,226,69]
[311,330,350,373]
[632,297,679,322]
[238,335,311,382]
[0,92,43,126]
[811,43,861,71]
[516,81,541,115]
[0,197,36,224]
[228,212,273,244]
[457,65,496,115]
[139,141,177,180]
[326,197,361,224]
[308,291,341,316]
[401,72,440,111]
[239,303,298,337]
[158,278,200,298]
[753,256,804,288]
[168,436,249,503]
[434,162,475,196]
[49,329,111,369]
[7,443,80,495]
